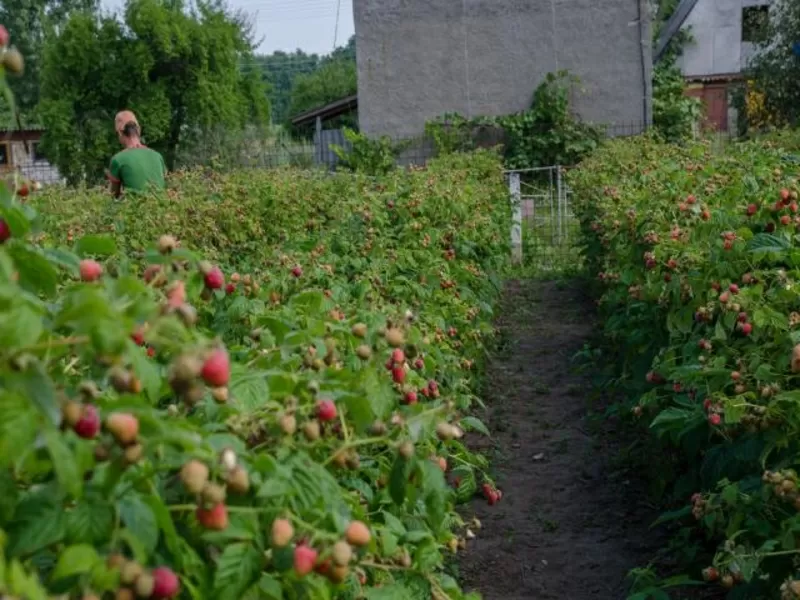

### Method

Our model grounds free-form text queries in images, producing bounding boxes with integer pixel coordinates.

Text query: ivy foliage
[425,71,604,170]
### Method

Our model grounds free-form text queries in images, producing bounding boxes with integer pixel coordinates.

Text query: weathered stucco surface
[353,0,653,138]
[678,0,772,78]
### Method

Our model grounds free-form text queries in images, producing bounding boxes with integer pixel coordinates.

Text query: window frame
[741,5,770,44]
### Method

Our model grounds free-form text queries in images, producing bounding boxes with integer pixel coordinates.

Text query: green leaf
[0,392,38,468]
[18,361,60,426]
[363,369,393,420]
[255,574,283,599]
[65,491,115,545]
[126,340,161,402]
[118,495,159,556]
[7,493,66,556]
[459,416,490,436]
[74,235,117,257]
[748,233,790,253]
[230,370,269,411]
[288,290,324,315]
[381,511,406,536]
[0,302,43,350]
[43,248,81,273]
[50,544,99,582]
[211,543,263,600]
[145,493,182,561]
[0,205,31,238]
[6,245,58,296]
[44,429,82,499]
[649,407,695,438]
[364,584,410,600]
[389,454,410,506]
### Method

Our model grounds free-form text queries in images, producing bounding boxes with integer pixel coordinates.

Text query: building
[654,0,773,132]
[0,124,63,185]
[352,0,653,139]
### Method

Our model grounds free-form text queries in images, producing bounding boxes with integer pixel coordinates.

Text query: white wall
[678,0,771,78]
[10,141,63,185]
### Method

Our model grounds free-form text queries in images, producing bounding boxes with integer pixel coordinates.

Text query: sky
[100,0,355,56]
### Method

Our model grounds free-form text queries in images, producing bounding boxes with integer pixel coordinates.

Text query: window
[742,5,770,43]
[0,143,9,167]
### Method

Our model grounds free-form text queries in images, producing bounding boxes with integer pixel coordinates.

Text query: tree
[287,58,357,131]
[255,34,356,125]
[255,50,321,125]
[0,0,98,116]
[650,0,701,140]
[746,0,800,127]
[38,0,270,184]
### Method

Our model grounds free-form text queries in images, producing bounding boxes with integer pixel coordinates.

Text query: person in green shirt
[106,110,167,199]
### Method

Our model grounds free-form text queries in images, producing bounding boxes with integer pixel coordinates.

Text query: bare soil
[458,279,713,600]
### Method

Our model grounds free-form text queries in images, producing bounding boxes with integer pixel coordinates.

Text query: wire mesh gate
[507,166,580,273]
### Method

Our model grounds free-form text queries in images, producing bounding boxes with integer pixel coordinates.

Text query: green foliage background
[37,0,270,185]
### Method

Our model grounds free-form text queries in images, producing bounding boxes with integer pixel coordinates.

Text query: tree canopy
[256,35,356,126]
[747,0,800,126]
[288,58,357,121]
[38,0,270,184]
[0,0,97,116]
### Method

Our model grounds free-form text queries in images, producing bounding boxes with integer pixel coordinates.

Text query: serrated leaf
[389,454,409,506]
[459,416,490,436]
[288,290,324,315]
[118,495,159,556]
[0,392,37,467]
[43,429,81,499]
[65,491,115,545]
[6,245,58,296]
[18,361,60,426]
[364,584,410,600]
[144,493,181,559]
[748,233,790,253]
[74,235,117,257]
[0,302,42,350]
[126,340,161,402]
[230,370,269,411]
[7,493,66,556]
[0,205,31,238]
[211,543,263,600]
[50,544,99,581]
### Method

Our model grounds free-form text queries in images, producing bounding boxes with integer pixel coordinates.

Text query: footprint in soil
[457,279,698,600]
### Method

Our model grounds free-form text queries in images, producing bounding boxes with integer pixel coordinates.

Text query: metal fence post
[510,171,522,264]
[556,166,563,244]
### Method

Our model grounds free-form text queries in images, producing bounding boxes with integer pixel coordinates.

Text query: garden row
[567,131,800,598]
[0,150,509,600]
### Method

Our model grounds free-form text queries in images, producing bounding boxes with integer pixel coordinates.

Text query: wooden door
[685,83,729,132]
[702,84,728,132]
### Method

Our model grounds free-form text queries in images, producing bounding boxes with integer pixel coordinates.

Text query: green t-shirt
[108,147,167,193]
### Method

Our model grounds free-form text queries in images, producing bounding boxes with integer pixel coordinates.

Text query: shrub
[567,130,800,596]
[0,149,509,598]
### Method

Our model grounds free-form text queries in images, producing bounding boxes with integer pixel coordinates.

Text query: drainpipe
[638,0,654,127]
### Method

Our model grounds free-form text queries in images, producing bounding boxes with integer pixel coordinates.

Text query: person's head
[114,110,141,148]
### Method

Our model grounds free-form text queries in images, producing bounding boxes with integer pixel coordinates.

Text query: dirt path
[459,279,668,600]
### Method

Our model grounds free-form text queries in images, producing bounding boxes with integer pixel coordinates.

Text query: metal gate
[507,166,579,272]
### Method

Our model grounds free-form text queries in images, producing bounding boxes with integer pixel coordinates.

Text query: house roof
[654,0,700,63]
[290,94,358,127]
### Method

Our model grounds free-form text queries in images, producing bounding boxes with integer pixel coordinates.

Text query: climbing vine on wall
[425,71,603,169]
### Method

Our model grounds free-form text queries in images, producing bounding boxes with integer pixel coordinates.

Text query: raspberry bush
[568,131,800,596]
[0,143,510,599]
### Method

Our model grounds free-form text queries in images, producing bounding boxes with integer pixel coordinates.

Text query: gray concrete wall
[353,0,653,139]
[678,0,772,78]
